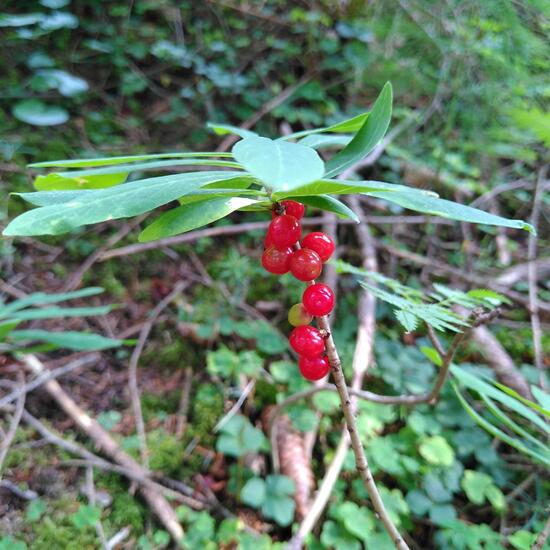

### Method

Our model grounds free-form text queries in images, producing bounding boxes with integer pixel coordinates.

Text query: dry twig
[21,354,185,544]
[527,166,548,390]
[0,372,26,479]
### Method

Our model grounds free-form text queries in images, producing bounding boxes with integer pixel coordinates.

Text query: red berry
[298,355,330,381]
[289,325,325,358]
[303,284,335,316]
[281,200,305,219]
[264,231,274,248]
[301,232,335,263]
[261,246,292,274]
[268,215,301,249]
[288,303,313,327]
[289,248,322,281]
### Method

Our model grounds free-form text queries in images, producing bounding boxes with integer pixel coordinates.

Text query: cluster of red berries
[261,200,336,382]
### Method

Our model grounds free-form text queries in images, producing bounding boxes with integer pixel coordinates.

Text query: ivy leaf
[139,197,260,242]
[262,495,295,526]
[70,504,101,528]
[324,82,393,177]
[216,415,266,457]
[419,435,455,466]
[240,478,266,508]
[232,137,324,191]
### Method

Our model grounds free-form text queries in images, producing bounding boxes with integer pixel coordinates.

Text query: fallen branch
[527,166,548,391]
[0,372,26,479]
[468,324,534,400]
[21,354,185,544]
[0,353,100,409]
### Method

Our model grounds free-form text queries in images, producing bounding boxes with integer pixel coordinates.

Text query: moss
[95,473,146,533]
[27,496,97,550]
[189,383,224,447]
[147,429,185,476]
[141,336,199,372]
[141,391,180,421]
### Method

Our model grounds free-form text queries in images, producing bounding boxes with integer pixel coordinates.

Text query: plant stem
[317,314,410,550]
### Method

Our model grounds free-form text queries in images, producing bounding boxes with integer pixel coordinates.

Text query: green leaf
[451,365,550,434]
[29,152,232,168]
[480,394,548,453]
[285,194,360,222]
[12,100,69,126]
[0,287,104,316]
[139,197,259,242]
[261,494,295,526]
[298,134,353,149]
[369,190,535,234]
[43,158,242,178]
[493,382,550,419]
[34,172,128,191]
[280,112,369,142]
[10,330,123,351]
[0,321,20,340]
[265,475,295,496]
[25,498,46,522]
[3,171,248,237]
[325,83,393,177]
[461,470,505,511]
[462,470,492,504]
[530,385,550,413]
[207,122,257,139]
[395,310,418,332]
[216,415,266,457]
[70,504,101,528]
[419,435,455,466]
[240,478,266,508]
[453,384,550,468]
[232,137,324,191]
[0,537,27,550]
[429,504,457,525]
[5,305,111,322]
[321,520,361,550]
[406,490,432,516]
[272,178,416,200]
[97,410,122,430]
[508,530,537,550]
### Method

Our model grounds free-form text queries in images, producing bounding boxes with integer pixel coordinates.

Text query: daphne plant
[2,82,536,549]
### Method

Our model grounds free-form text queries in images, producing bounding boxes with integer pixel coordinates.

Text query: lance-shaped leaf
[40,158,242,179]
[0,287,104,316]
[272,178,422,200]
[232,137,324,191]
[139,196,260,242]
[367,189,535,233]
[279,112,369,141]
[28,151,232,168]
[9,329,123,351]
[324,82,393,177]
[207,122,258,139]
[3,171,251,237]
[34,172,128,191]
